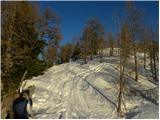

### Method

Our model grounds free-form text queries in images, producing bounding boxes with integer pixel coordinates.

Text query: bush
[2,58,47,95]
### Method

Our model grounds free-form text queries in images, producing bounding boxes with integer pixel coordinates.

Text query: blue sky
[38,1,158,45]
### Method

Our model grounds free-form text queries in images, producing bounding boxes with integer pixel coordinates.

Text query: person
[12,90,33,119]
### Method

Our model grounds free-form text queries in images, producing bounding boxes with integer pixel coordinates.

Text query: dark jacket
[12,97,32,119]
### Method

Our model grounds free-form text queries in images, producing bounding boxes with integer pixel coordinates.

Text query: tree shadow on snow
[65,67,117,108]
[102,57,119,64]
[125,111,140,119]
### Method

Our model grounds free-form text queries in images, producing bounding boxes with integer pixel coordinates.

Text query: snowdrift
[21,56,159,119]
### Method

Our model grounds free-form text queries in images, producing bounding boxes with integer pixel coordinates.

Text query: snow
[21,52,159,119]
[126,102,158,119]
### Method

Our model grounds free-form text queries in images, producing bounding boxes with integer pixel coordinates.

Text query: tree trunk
[149,44,154,75]
[117,60,125,117]
[117,46,126,117]
[112,46,114,56]
[84,53,87,64]
[143,49,146,69]
[109,47,113,56]
[153,49,157,81]
[117,67,123,117]
[99,50,103,63]
[117,81,122,117]
[133,43,138,81]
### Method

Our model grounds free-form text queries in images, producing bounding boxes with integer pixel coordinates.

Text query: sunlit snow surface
[22,54,158,119]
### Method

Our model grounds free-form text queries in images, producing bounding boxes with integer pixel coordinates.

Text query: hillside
[21,52,159,119]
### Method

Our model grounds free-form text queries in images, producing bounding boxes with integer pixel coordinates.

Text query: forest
[1,1,159,119]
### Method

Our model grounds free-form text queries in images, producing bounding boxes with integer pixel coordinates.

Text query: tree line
[1,1,62,95]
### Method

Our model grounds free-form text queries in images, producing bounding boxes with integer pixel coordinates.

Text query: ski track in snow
[22,57,158,119]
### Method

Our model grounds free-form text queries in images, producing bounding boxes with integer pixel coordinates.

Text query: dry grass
[1,92,19,119]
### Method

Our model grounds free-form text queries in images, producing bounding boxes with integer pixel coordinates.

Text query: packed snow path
[22,58,158,119]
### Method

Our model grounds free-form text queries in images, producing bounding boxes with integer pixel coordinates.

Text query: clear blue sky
[38,1,158,45]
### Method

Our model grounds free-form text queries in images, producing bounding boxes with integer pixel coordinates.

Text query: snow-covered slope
[21,56,159,119]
